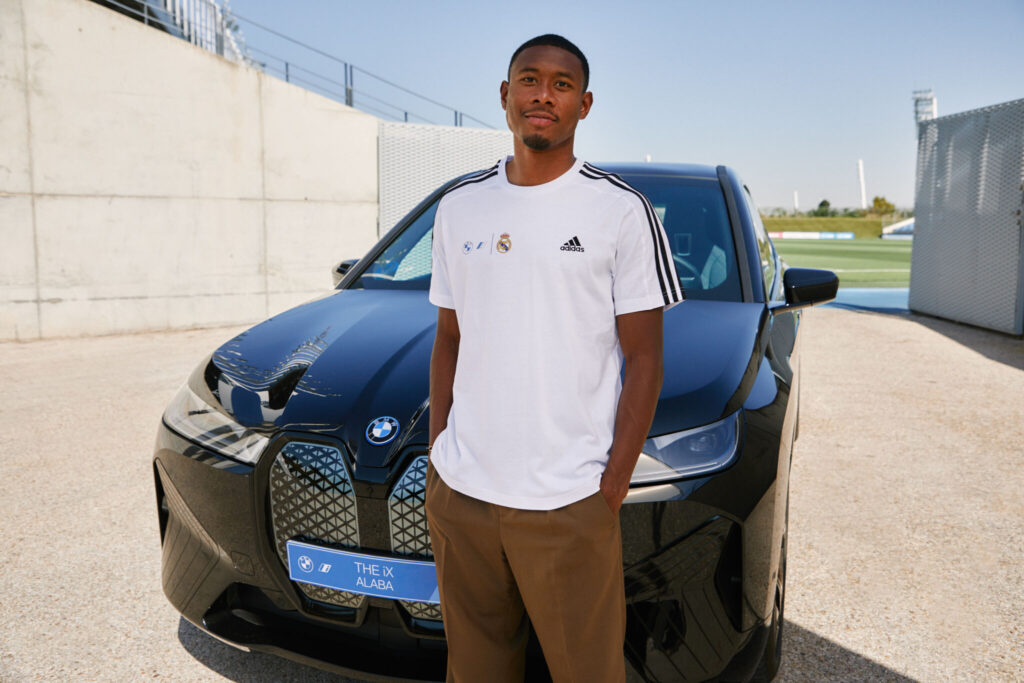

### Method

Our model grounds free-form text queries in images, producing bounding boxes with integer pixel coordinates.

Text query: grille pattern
[388,455,442,620]
[268,441,365,609]
[911,97,1024,334]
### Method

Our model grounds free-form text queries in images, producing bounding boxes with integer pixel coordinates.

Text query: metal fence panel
[378,122,512,236]
[910,98,1024,335]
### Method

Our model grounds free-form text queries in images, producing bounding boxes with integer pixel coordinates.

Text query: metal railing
[91,0,494,127]
[232,12,495,128]
[91,0,247,62]
[164,0,246,60]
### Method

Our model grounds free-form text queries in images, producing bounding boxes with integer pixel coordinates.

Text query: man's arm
[600,307,664,513]
[429,306,460,449]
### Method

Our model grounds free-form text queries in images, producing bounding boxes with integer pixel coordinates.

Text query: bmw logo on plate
[366,416,400,445]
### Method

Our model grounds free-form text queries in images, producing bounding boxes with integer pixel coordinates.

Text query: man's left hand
[600,307,663,516]
[599,467,630,515]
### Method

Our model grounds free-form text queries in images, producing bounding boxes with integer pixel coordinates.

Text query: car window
[348,174,743,303]
[742,186,776,297]
[621,174,742,303]
[349,203,438,290]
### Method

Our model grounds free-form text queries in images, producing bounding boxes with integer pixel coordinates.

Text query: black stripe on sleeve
[579,164,683,305]
[440,163,500,198]
[582,163,682,303]
[640,191,684,303]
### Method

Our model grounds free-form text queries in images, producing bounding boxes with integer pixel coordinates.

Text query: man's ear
[579,91,593,120]
[500,81,509,110]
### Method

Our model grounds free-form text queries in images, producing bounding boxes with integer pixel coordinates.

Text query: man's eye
[556,81,571,88]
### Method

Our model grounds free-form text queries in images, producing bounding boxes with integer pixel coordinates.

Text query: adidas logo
[560,236,585,252]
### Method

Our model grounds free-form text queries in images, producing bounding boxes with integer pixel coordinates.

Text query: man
[424,34,683,682]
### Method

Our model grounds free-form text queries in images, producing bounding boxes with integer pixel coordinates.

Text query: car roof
[453,162,722,185]
[592,162,721,180]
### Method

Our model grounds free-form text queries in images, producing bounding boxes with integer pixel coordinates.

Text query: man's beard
[523,134,551,151]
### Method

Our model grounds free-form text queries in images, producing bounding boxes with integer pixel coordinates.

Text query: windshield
[350,202,438,290]
[349,173,742,302]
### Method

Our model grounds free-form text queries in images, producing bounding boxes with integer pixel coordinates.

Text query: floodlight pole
[913,89,938,131]
[858,159,867,210]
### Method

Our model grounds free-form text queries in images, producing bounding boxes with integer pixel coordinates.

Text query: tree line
[765,196,911,219]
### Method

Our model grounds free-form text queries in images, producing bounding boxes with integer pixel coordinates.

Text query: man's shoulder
[574,162,654,228]
[439,162,502,205]
[577,162,647,203]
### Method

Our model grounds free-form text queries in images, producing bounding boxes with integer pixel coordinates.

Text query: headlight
[630,411,741,485]
[162,381,269,464]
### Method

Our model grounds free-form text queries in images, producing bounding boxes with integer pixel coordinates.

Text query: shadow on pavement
[823,287,1022,373]
[179,616,918,682]
[906,313,1024,372]
[778,620,920,682]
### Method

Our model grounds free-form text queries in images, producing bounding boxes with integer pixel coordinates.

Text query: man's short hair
[508,34,590,91]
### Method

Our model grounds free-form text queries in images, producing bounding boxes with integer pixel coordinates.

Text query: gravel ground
[0,307,1021,682]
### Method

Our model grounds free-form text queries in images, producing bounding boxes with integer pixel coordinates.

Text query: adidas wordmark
[560,236,585,252]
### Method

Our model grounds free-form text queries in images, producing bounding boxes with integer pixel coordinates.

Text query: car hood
[208,290,764,470]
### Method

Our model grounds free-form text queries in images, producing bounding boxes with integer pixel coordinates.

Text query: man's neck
[505,141,577,186]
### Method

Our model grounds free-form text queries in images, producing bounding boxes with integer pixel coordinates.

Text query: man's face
[500,45,592,152]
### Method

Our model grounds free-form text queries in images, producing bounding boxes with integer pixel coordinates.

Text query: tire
[751,503,787,682]
[793,361,801,443]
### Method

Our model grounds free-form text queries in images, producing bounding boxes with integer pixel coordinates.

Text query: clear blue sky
[228,0,1023,210]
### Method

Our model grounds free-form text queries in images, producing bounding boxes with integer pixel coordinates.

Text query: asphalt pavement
[1,306,1021,681]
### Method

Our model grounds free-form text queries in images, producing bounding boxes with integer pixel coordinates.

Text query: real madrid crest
[496,233,512,253]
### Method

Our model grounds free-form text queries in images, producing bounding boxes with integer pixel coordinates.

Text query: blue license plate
[286,540,440,604]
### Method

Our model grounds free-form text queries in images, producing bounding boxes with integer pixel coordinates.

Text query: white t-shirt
[428,156,683,510]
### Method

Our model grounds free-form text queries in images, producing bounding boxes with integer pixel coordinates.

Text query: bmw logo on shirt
[366,416,400,445]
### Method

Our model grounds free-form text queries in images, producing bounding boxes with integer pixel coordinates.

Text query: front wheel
[751,509,787,681]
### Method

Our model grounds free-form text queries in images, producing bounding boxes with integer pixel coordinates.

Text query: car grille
[268,441,365,609]
[388,455,442,621]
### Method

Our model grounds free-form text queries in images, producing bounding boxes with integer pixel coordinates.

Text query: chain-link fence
[378,122,512,236]
[910,98,1024,335]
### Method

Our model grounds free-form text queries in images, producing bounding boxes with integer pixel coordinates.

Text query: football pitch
[773,239,912,288]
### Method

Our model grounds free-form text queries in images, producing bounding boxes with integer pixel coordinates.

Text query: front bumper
[154,418,782,682]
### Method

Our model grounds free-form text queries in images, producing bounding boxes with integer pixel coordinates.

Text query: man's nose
[532,81,553,104]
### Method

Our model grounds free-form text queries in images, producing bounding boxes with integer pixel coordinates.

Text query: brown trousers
[424,461,627,683]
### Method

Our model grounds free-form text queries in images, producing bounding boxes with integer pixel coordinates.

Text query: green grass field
[773,239,912,288]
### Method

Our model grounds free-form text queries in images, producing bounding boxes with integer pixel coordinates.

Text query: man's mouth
[524,111,557,127]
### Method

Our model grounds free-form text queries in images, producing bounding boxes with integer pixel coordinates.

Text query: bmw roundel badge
[366,416,400,445]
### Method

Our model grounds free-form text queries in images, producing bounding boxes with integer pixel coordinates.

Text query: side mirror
[770,267,838,314]
[332,258,359,288]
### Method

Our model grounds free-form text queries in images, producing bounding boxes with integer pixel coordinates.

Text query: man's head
[507,34,590,91]
[501,34,593,153]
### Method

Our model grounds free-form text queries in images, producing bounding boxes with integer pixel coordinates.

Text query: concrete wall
[0,0,380,341]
